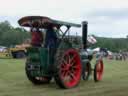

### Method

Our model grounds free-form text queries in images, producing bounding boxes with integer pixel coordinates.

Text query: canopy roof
[18,16,81,28]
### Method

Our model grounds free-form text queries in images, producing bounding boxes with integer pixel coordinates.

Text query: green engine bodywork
[27,47,53,77]
[26,40,73,77]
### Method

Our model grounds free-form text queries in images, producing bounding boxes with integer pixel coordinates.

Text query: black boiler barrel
[82,21,88,49]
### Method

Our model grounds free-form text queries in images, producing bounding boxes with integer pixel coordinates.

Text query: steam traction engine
[18,16,104,89]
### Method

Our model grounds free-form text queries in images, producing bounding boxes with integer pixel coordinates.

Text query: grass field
[0,58,128,96]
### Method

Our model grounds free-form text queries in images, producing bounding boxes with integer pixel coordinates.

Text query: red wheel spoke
[68,54,71,64]
[61,64,65,67]
[62,59,68,65]
[61,71,65,77]
[65,53,71,64]
[65,71,69,76]
[62,70,69,76]
[61,67,67,71]
[61,71,67,76]
[69,69,75,75]
[69,73,77,81]
[64,75,70,82]
[72,65,80,70]
[62,71,70,82]
[70,59,76,66]
[70,54,77,64]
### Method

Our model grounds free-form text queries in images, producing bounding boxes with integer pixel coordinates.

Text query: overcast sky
[0,0,128,38]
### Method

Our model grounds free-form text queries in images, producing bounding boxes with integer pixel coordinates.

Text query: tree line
[0,21,128,52]
[0,21,30,47]
[90,36,128,52]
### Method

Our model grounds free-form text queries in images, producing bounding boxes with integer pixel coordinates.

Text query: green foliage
[0,21,30,47]
[93,37,128,52]
[71,35,128,52]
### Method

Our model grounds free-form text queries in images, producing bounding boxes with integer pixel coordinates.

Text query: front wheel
[54,48,82,89]
[94,59,104,82]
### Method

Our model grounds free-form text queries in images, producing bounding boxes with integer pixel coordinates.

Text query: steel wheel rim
[60,49,81,88]
[96,60,103,80]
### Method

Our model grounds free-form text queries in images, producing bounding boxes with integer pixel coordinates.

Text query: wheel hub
[65,64,71,70]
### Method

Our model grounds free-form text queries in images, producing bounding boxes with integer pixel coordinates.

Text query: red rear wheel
[54,48,82,88]
[94,59,104,82]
